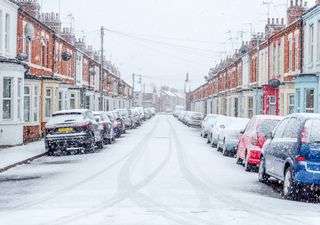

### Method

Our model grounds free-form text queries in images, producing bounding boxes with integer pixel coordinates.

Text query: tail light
[75,121,90,130]
[296,156,306,162]
[257,136,266,148]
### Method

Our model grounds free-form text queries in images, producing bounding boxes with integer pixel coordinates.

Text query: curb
[0,152,47,173]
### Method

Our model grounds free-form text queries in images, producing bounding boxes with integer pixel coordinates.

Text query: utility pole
[99,26,104,111]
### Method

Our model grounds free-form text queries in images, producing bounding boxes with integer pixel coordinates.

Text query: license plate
[58,127,73,133]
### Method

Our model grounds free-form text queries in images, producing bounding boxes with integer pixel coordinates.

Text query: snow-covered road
[0,115,319,225]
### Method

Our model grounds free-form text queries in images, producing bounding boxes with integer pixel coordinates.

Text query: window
[3,78,12,119]
[296,89,301,113]
[274,118,289,139]
[85,95,90,109]
[283,118,300,138]
[45,88,52,118]
[58,91,63,111]
[318,21,320,61]
[17,78,22,120]
[288,94,295,114]
[305,89,315,113]
[288,38,292,72]
[34,86,39,122]
[70,93,76,109]
[28,39,32,63]
[64,92,68,110]
[294,35,299,71]
[5,14,10,52]
[0,11,2,53]
[24,86,31,122]
[269,96,276,115]
[309,24,314,64]
[248,96,253,118]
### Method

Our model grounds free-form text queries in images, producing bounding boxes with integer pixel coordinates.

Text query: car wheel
[283,167,299,199]
[85,134,95,153]
[244,151,252,172]
[236,151,243,165]
[207,136,211,144]
[97,141,104,150]
[258,156,269,183]
[222,146,229,156]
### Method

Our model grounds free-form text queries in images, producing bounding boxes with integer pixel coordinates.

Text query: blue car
[259,113,320,198]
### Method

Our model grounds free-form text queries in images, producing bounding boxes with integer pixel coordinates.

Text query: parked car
[116,109,135,129]
[93,111,115,145]
[113,111,126,134]
[106,111,122,138]
[45,109,104,156]
[236,115,283,171]
[130,109,141,127]
[217,117,249,156]
[259,113,320,198]
[186,112,203,127]
[208,115,232,148]
[201,114,218,138]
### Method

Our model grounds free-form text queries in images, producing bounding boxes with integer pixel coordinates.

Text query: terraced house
[0,0,132,147]
[188,0,312,118]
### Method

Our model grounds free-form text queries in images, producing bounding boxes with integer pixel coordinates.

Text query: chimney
[15,0,41,19]
[40,12,61,33]
[287,0,307,24]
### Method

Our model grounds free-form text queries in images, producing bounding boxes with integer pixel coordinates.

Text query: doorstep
[0,139,47,173]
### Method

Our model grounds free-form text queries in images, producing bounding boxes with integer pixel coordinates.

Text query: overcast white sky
[41,0,313,91]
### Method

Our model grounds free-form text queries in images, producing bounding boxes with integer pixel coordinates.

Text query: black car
[45,109,104,156]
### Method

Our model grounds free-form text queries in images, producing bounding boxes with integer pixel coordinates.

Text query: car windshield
[258,119,281,135]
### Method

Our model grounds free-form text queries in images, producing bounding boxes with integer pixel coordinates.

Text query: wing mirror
[240,130,245,134]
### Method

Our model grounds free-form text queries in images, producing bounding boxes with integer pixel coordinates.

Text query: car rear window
[47,114,84,126]
[306,119,320,143]
[257,119,280,135]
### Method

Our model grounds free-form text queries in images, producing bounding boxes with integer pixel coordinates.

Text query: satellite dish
[61,52,72,61]
[24,23,35,40]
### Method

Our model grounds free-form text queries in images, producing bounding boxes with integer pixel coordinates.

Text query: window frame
[4,13,10,53]
[24,86,31,122]
[45,88,53,118]
[3,77,13,120]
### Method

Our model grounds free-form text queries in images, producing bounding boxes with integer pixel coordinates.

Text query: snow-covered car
[112,111,126,134]
[236,115,283,171]
[217,117,249,156]
[45,109,104,156]
[116,109,134,129]
[93,111,115,144]
[201,114,218,138]
[186,112,203,127]
[130,109,141,127]
[135,107,146,121]
[207,115,230,147]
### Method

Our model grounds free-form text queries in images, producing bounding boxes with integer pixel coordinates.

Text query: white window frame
[17,78,22,120]
[24,86,31,122]
[45,88,53,118]
[317,21,320,61]
[305,88,315,113]
[33,85,39,122]
[0,10,2,54]
[3,77,13,120]
[269,96,276,115]
[69,92,76,109]
[5,13,10,53]
[288,94,295,115]
[310,24,314,64]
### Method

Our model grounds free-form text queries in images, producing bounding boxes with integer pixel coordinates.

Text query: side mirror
[266,131,273,139]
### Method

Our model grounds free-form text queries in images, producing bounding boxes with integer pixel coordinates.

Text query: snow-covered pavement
[0,115,319,225]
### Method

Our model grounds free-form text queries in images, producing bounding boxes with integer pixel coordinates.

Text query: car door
[265,118,289,176]
[238,118,255,159]
[275,117,301,179]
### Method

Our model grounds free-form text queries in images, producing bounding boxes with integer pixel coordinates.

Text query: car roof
[53,109,89,115]
[93,111,106,115]
[253,115,283,120]
[286,113,320,119]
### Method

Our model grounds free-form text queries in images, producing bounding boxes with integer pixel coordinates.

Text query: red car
[236,115,283,171]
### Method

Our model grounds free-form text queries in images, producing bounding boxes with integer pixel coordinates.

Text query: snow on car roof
[288,113,320,119]
[93,111,106,115]
[253,115,283,120]
[53,109,89,115]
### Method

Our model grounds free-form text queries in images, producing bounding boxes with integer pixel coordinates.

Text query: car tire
[97,141,104,150]
[244,152,252,172]
[222,146,229,156]
[85,134,95,154]
[236,151,243,165]
[258,156,269,183]
[283,167,299,199]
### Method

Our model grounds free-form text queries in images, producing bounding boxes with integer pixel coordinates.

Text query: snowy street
[0,115,319,225]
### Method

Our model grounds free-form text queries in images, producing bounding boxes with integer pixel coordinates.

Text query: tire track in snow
[117,119,219,225]
[169,116,305,225]
[0,118,160,216]
[34,117,169,225]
